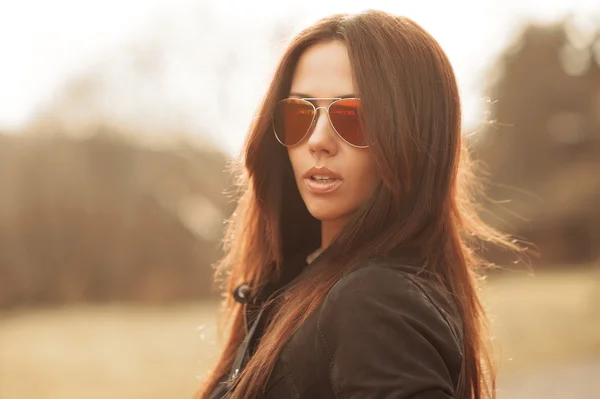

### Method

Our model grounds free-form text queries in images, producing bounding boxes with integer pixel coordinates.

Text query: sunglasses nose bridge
[313,106,328,116]
[313,106,332,125]
[311,106,338,140]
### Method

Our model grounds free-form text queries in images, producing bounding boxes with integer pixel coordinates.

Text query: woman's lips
[304,177,342,194]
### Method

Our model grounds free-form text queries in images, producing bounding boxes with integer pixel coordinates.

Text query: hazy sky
[1,0,599,154]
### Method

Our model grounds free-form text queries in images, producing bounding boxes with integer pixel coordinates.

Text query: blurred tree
[0,3,249,308]
[0,131,234,308]
[471,17,600,266]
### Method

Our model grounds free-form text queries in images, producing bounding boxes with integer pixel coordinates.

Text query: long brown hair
[195,10,522,399]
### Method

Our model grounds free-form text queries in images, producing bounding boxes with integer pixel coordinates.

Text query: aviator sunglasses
[271,97,369,148]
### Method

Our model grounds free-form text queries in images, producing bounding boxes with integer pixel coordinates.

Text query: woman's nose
[307,107,338,155]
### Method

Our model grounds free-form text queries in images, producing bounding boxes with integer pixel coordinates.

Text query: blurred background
[0,0,599,398]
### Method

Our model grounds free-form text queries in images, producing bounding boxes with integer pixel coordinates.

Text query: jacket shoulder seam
[323,262,462,353]
[392,269,463,354]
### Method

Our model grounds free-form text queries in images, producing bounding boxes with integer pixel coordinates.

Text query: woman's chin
[306,204,347,222]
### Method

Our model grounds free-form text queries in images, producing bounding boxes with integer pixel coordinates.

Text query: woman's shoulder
[319,259,464,349]
[314,260,465,397]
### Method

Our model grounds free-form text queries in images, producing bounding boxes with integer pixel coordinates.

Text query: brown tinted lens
[328,99,367,147]
[273,99,315,146]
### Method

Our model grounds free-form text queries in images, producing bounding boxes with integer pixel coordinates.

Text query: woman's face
[287,40,381,233]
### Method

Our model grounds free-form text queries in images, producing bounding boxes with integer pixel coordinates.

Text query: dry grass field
[0,268,599,399]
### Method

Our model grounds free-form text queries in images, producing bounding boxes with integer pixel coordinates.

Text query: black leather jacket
[209,257,464,399]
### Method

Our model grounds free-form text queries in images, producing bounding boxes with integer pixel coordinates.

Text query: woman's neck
[321,215,352,248]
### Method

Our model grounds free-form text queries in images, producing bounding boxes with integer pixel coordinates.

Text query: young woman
[196,9,522,399]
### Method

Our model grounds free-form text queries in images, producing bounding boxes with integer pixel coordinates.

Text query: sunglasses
[272,97,369,148]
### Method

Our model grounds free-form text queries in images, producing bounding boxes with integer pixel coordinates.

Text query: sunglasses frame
[271,97,369,148]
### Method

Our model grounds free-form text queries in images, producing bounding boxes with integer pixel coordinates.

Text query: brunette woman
[196,9,521,399]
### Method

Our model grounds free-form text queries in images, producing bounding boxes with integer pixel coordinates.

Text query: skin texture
[287,40,381,249]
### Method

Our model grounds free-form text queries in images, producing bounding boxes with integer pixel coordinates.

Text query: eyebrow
[288,92,357,99]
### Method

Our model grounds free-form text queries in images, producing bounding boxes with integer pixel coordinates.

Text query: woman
[196,9,522,399]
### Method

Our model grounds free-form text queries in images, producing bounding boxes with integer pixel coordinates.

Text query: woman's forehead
[290,41,356,98]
